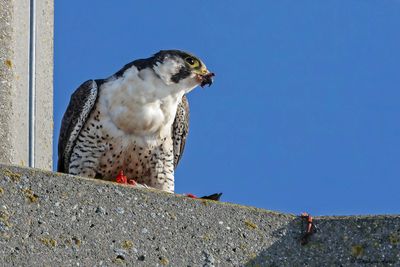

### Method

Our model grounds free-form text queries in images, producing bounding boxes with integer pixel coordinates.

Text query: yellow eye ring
[185,57,200,68]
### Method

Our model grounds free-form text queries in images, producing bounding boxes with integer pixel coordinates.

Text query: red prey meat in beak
[200,72,215,87]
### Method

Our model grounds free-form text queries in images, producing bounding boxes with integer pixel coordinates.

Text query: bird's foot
[300,212,316,245]
[115,170,137,186]
[185,192,223,201]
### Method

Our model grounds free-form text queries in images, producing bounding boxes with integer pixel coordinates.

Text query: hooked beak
[199,72,215,87]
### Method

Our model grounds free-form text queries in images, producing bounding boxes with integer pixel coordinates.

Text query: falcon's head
[149,50,214,90]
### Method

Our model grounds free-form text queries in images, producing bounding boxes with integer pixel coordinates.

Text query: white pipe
[28,0,36,168]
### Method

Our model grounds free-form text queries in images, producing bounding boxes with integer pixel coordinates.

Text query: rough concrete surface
[0,0,53,170]
[0,0,15,165]
[33,0,54,170]
[0,164,399,266]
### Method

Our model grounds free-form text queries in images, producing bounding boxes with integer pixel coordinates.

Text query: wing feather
[57,80,99,172]
[172,95,189,168]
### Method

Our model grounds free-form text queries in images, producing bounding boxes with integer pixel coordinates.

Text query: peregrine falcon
[58,50,214,193]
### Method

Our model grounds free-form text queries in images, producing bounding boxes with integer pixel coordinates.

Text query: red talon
[128,179,137,186]
[116,170,128,184]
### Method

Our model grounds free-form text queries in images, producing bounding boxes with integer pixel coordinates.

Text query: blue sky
[54,1,400,215]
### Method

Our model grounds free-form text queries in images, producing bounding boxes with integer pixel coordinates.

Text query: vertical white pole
[28,0,36,168]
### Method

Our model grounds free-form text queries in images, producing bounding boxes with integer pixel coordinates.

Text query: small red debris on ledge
[300,212,316,245]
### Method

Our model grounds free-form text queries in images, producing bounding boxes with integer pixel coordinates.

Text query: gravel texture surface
[0,164,399,266]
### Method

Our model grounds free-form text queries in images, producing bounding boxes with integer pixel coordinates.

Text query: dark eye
[185,57,200,68]
[185,57,195,65]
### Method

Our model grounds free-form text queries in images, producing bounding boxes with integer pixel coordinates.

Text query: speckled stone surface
[0,164,399,266]
[0,0,14,165]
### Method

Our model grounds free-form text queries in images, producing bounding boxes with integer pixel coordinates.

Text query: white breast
[97,66,186,145]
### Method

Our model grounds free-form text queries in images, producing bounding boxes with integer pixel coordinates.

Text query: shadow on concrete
[245,216,400,266]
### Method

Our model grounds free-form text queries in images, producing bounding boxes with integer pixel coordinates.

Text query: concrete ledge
[0,164,399,266]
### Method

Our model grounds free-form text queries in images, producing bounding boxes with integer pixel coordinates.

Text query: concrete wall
[0,0,53,170]
[0,164,399,266]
